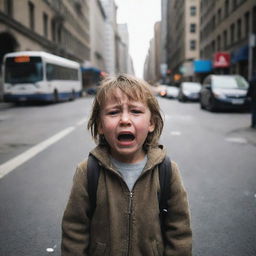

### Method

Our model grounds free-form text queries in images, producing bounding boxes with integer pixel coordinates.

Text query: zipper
[127,191,133,256]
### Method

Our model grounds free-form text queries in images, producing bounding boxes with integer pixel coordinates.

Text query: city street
[0,97,256,256]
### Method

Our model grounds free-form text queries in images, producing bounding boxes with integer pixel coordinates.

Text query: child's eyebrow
[104,104,122,110]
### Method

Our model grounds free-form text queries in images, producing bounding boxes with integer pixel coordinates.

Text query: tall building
[117,23,129,74]
[0,0,91,97]
[166,0,200,82]
[100,0,117,75]
[160,0,168,82]
[0,0,90,63]
[89,0,106,71]
[144,37,156,84]
[200,0,256,80]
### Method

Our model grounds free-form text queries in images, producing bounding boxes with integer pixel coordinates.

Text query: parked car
[158,85,179,99]
[200,75,250,111]
[178,82,201,102]
[165,86,179,99]
[158,85,168,97]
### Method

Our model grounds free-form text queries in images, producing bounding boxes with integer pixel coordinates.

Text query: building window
[217,8,222,23]
[223,30,228,49]
[212,15,216,30]
[217,35,221,51]
[232,0,237,11]
[28,1,35,31]
[211,40,215,54]
[225,0,229,17]
[237,19,241,41]
[43,13,48,38]
[244,12,250,38]
[190,6,196,16]
[57,25,62,43]
[190,40,196,50]
[4,0,13,17]
[230,23,235,44]
[51,19,56,42]
[190,23,196,33]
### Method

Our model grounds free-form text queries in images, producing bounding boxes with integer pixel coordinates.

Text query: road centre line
[0,126,75,179]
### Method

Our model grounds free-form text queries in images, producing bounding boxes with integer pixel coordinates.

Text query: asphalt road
[0,97,255,256]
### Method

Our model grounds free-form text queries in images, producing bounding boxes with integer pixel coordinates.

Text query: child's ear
[148,119,155,133]
[98,122,103,134]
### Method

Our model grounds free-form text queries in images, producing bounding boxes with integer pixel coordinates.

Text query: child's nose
[120,112,131,125]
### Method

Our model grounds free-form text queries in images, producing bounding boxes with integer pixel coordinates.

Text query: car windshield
[212,76,249,90]
[183,83,201,90]
[5,56,43,84]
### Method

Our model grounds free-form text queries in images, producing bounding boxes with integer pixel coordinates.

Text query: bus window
[5,56,43,84]
[46,63,79,81]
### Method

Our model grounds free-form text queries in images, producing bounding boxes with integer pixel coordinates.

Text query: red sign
[213,52,230,68]
[14,56,30,63]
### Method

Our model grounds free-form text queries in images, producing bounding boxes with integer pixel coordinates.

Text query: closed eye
[107,110,120,115]
[131,109,143,114]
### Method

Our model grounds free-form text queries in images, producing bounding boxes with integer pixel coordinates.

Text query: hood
[213,88,247,96]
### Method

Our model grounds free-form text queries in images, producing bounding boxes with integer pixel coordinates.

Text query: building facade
[0,0,91,97]
[200,0,256,80]
[100,0,117,75]
[166,0,200,82]
[0,0,90,63]
[159,0,168,83]
[89,0,106,71]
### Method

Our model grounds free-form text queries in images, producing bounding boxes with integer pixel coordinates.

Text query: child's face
[99,89,155,163]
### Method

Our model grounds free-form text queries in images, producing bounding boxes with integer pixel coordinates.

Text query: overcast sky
[115,0,161,78]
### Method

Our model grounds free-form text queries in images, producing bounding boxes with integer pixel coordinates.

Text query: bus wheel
[53,90,59,103]
[70,90,75,101]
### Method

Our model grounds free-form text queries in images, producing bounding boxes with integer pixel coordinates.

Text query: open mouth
[117,133,135,141]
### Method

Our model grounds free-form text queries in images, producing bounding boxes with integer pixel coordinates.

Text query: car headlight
[183,90,190,96]
[4,84,12,90]
[213,92,226,99]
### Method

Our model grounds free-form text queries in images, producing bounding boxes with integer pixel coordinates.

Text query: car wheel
[200,99,205,109]
[206,96,216,112]
[69,90,75,101]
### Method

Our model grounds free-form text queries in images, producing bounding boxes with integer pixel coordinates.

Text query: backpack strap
[87,154,100,219]
[158,156,172,237]
[87,154,172,226]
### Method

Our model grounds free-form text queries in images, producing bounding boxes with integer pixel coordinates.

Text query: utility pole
[248,6,256,80]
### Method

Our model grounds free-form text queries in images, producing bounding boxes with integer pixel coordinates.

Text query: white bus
[2,51,82,103]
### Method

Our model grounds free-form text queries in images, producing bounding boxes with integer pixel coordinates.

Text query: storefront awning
[231,45,248,64]
[193,60,212,73]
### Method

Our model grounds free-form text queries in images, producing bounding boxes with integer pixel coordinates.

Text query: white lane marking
[0,126,75,179]
[76,117,87,126]
[225,137,247,144]
[170,131,181,136]
[46,244,56,253]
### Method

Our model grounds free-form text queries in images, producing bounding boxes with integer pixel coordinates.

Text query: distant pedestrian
[247,75,256,128]
[61,74,192,255]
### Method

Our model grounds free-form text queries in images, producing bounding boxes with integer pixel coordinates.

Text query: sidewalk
[229,126,256,146]
[0,102,14,110]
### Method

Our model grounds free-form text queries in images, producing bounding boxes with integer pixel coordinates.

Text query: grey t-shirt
[111,156,147,191]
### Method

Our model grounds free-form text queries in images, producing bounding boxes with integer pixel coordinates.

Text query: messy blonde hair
[87,74,163,150]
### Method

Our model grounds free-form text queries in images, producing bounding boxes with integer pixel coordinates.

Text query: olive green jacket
[61,145,192,256]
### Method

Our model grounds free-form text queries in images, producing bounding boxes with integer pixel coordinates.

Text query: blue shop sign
[231,45,248,64]
[193,60,212,73]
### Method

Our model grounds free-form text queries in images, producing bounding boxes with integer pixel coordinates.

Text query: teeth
[118,134,135,141]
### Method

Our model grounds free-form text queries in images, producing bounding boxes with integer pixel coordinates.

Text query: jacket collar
[90,145,166,174]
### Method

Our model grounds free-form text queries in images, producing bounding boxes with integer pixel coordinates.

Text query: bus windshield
[5,56,43,84]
